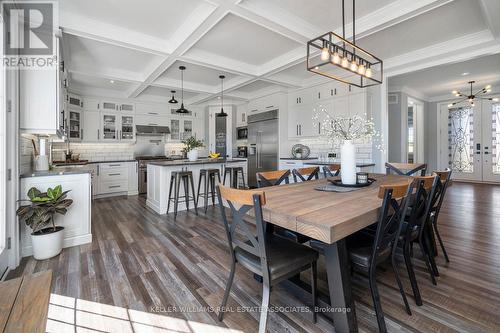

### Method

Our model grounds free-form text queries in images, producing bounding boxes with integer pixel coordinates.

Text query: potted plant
[16,185,73,260]
[182,136,204,161]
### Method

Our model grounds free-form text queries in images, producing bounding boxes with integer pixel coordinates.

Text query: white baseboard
[21,233,92,258]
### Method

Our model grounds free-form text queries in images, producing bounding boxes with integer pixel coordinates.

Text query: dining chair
[256,169,291,188]
[408,175,441,285]
[310,180,413,332]
[292,166,320,182]
[386,162,427,176]
[322,164,341,178]
[216,185,318,333]
[431,169,452,263]
[258,169,308,243]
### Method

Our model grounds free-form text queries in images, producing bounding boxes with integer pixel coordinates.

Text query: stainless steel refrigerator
[247,110,279,188]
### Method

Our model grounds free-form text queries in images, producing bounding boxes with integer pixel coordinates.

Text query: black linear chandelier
[447,81,499,109]
[168,90,178,104]
[306,0,383,88]
[216,75,227,118]
[175,66,189,113]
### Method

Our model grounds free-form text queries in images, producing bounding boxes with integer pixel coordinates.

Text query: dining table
[258,173,411,333]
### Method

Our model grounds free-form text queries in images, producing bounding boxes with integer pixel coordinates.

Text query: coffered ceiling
[60,0,500,105]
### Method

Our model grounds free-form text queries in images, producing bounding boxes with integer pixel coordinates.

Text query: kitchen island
[146,158,246,214]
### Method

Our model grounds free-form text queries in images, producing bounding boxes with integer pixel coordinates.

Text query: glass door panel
[102,114,117,140]
[121,115,134,141]
[481,101,500,182]
[448,106,482,181]
[182,120,192,140]
[170,119,180,140]
[69,110,81,141]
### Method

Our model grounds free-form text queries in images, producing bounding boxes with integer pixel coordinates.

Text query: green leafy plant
[16,185,73,234]
[181,136,204,153]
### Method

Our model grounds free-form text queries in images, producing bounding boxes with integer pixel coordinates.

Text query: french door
[445,101,500,182]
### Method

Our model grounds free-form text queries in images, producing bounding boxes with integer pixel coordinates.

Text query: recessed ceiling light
[461,72,469,76]
[109,80,115,84]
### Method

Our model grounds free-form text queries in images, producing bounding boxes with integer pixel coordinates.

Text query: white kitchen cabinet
[82,111,100,142]
[20,36,61,134]
[349,92,370,119]
[98,162,129,195]
[247,93,284,114]
[68,93,83,109]
[135,114,169,126]
[135,102,165,116]
[83,98,100,111]
[120,115,135,141]
[128,162,138,195]
[101,100,120,112]
[332,95,349,117]
[289,89,311,106]
[182,119,193,140]
[236,104,248,127]
[170,118,180,141]
[120,103,135,113]
[101,113,119,141]
[288,107,314,138]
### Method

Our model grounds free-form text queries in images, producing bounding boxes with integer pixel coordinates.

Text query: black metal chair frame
[257,170,290,188]
[430,169,452,263]
[216,186,318,333]
[166,171,198,218]
[322,165,341,178]
[223,166,246,189]
[292,167,320,182]
[197,168,221,213]
[385,162,427,176]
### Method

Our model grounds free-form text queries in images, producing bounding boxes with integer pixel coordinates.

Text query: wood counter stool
[431,169,452,262]
[311,180,414,332]
[167,170,198,219]
[386,162,427,176]
[223,166,246,189]
[256,169,290,188]
[216,185,318,333]
[322,164,341,178]
[197,168,221,213]
[292,166,320,182]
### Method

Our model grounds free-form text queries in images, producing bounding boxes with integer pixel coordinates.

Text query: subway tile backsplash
[284,137,373,163]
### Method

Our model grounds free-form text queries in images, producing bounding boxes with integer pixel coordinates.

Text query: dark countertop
[148,158,246,167]
[303,160,376,167]
[280,157,318,160]
[53,159,137,166]
[20,167,93,178]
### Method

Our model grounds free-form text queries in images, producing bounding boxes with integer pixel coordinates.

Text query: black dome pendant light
[168,90,178,104]
[216,75,227,117]
[176,66,189,113]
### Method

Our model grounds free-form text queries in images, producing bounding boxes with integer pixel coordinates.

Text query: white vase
[187,149,198,162]
[340,140,357,185]
[31,226,64,260]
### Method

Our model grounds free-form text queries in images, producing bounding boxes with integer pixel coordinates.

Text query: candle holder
[356,172,369,184]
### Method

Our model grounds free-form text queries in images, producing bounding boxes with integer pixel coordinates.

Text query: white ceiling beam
[60,11,170,56]
[68,69,143,84]
[385,30,498,76]
[127,5,232,98]
[479,0,500,39]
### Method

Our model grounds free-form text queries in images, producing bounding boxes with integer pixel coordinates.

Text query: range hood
[136,125,171,136]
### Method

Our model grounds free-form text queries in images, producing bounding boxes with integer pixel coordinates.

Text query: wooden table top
[260,174,410,244]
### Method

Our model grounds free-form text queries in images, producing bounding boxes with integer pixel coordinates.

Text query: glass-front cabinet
[69,110,81,141]
[170,119,180,141]
[102,113,118,140]
[182,120,193,140]
[121,115,135,141]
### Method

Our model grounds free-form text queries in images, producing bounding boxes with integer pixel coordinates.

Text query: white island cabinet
[19,172,92,257]
[147,159,246,214]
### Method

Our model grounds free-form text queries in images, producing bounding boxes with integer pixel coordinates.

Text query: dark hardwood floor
[8,182,500,332]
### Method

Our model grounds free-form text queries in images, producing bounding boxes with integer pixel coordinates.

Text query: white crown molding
[388,85,430,102]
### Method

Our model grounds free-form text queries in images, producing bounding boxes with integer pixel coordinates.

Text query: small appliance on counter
[237,146,248,158]
[237,127,248,140]
[34,138,49,171]
[291,144,311,159]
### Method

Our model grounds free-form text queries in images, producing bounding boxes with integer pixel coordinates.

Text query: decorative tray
[327,178,376,188]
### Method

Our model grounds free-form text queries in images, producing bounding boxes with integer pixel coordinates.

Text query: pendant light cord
[352,0,355,45]
[221,77,224,112]
[181,69,184,102]
[342,0,346,50]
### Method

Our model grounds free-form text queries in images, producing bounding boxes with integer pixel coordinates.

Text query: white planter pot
[31,226,64,260]
[187,149,199,162]
[340,140,357,185]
